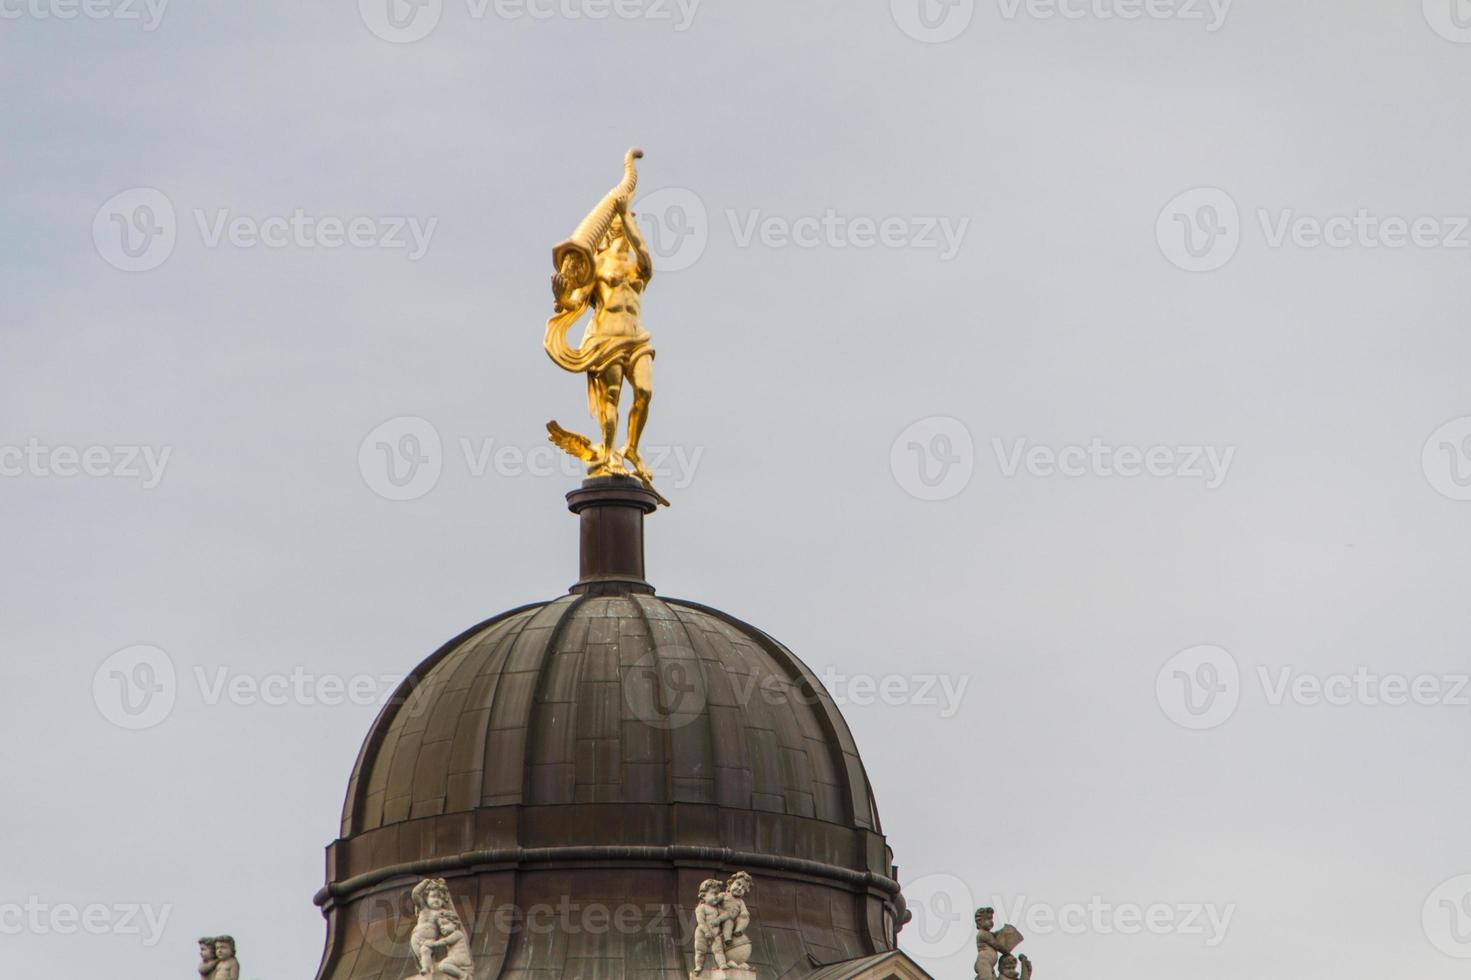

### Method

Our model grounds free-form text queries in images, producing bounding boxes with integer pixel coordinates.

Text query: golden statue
[544,147,668,506]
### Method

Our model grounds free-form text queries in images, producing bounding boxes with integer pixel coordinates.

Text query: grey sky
[3,0,1471,976]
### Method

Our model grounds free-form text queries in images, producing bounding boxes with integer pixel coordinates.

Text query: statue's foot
[587,445,625,478]
[620,446,654,486]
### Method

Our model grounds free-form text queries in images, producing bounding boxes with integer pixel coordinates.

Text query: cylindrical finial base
[566,476,659,596]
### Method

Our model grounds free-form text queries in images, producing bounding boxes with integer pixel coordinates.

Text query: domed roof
[314,478,906,979]
[340,594,880,838]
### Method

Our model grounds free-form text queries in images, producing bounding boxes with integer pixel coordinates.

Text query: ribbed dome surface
[315,478,905,979]
[342,593,879,837]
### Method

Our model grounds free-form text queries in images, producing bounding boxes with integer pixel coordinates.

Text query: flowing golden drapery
[543,304,654,375]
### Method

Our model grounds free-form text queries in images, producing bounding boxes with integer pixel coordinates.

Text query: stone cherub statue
[718,871,755,974]
[1000,953,1033,980]
[543,147,668,506]
[975,907,1026,980]
[690,871,757,978]
[210,936,239,980]
[410,877,475,979]
[197,937,218,978]
[690,878,730,978]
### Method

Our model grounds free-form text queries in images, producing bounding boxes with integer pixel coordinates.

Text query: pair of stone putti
[975,907,1033,980]
[196,935,240,980]
[389,873,753,980]
[689,870,756,978]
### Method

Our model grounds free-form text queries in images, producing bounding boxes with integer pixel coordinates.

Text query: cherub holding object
[975,907,1024,980]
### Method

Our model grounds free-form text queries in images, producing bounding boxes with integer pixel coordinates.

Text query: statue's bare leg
[621,353,654,482]
[711,934,727,969]
[587,364,624,473]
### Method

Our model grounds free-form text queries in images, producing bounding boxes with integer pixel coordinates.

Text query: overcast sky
[3,0,1471,977]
